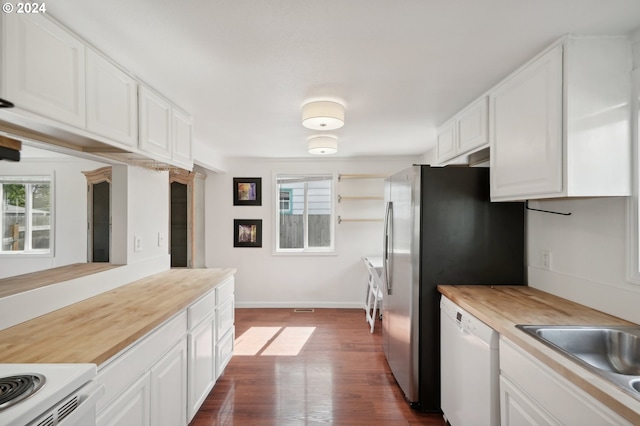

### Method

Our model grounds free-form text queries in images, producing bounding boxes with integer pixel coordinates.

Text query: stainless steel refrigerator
[381,165,525,412]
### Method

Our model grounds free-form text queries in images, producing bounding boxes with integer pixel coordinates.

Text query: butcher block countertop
[438,285,640,423]
[0,268,235,366]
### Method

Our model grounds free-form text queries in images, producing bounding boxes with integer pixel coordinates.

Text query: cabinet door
[86,48,138,147]
[435,119,456,163]
[187,316,215,422]
[150,339,188,426]
[216,328,234,380]
[2,14,86,127]
[172,108,193,169]
[457,96,488,153]
[500,376,560,426]
[139,85,172,159]
[97,373,150,426]
[490,45,563,200]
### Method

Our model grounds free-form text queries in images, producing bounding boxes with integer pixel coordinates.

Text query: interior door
[170,181,188,268]
[92,181,110,262]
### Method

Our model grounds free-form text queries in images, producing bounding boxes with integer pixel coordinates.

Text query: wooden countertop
[438,285,639,423]
[0,263,122,298]
[0,268,235,366]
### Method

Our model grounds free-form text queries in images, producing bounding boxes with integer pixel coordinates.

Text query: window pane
[31,183,51,249]
[278,182,304,249]
[307,180,331,248]
[2,183,26,251]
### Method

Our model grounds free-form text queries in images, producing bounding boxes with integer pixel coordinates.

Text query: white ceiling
[47,0,640,160]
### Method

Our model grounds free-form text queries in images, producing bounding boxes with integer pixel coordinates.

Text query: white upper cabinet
[139,85,172,160]
[436,97,488,164]
[172,107,194,169]
[2,13,86,127]
[86,48,138,147]
[490,36,632,201]
[457,97,488,154]
[435,119,456,163]
[139,85,194,169]
[490,45,563,199]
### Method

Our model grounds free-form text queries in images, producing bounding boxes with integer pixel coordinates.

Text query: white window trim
[627,68,640,284]
[272,171,337,256]
[0,174,55,257]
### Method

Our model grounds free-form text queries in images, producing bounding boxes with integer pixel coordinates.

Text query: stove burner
[0,374,45,411]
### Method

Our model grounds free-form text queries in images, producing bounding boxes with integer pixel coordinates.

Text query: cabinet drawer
[188,289,215,329]
[216,298,234,339]
[96,311,187,413]
[216,277,234,305]
[216,328,234,380]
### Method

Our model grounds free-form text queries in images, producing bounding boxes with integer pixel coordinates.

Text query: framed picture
[234,219,262,247]
[233,177,262,206]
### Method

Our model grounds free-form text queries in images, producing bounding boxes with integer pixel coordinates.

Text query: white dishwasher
[440,295,499,426]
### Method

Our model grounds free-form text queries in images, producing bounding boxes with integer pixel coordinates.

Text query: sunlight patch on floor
[234,326,282,355]
[234,326,316,356]
[261,327,315,356]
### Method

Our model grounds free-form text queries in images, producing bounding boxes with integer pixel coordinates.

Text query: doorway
[171,181,188,267]
[92,181,110,262]
[83,167,112,263]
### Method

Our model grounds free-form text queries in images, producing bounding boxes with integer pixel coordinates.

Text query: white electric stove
[0,363,103,426]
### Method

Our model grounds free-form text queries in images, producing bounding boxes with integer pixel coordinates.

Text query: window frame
[273,171,336,255]
[0,175,54,257]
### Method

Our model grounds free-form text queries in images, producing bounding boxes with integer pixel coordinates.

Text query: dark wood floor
[190,308,446,425]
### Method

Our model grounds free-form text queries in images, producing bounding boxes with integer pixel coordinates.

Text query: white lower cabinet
[150,340,188,426]
[187,314,216,422]
[97,374,151,426]
[97,277,235,426]
[499,337,631,426]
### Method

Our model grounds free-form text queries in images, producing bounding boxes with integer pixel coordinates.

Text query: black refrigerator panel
[417,166,525,411]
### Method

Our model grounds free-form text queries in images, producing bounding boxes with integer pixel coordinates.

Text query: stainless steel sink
[517,325,640,401]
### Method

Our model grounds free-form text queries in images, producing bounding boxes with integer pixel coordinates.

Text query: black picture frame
[233,177,262,206]
[233,219,262,247]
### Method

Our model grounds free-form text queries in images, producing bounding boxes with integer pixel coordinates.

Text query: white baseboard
[235,301,363,309]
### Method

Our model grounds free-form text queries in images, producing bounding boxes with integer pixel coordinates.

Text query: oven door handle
[54,381,104,426]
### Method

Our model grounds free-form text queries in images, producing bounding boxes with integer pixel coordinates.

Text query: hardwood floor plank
[190,308,446,425]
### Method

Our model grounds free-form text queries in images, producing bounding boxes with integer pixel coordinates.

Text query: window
[275,173,335,252]
[279,189,292,214]
[1,176,52,255]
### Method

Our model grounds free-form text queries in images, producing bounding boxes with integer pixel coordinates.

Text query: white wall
[204,156,417,308]
[526,197,640,323]
[125,166,170,264]
[0,156,106,278]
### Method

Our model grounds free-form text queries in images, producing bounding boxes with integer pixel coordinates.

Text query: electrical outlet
[134,236,142,252]
[540,249,552,271]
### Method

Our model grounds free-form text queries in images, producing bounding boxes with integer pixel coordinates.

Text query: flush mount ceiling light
[301,101,344,130]
[308,135,338,155]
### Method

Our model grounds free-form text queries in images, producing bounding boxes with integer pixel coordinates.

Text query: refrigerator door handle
[383,201,393,294]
